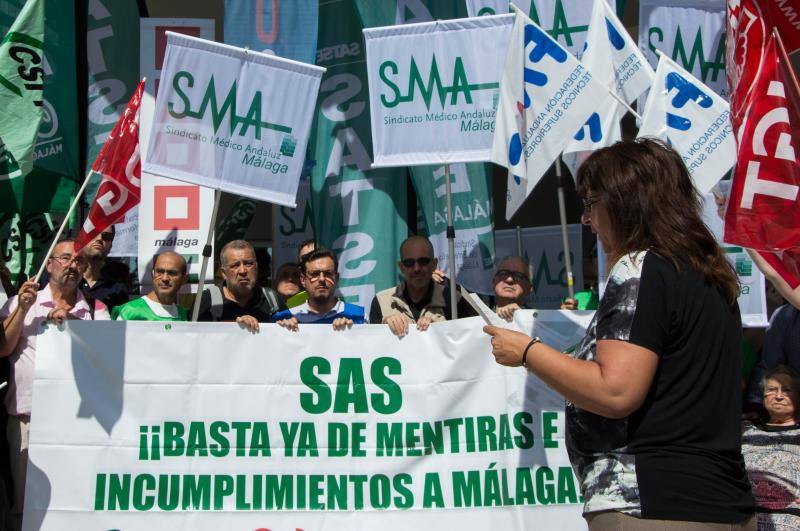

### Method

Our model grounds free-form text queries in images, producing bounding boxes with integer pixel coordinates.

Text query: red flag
[760,249,800,289]
[74,79,145,253]
[724,30,800,284]
[727,0,800,137]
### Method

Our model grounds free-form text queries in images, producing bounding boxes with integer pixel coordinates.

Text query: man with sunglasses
[79,225,129,314]
[370,236,475,337]
[493,257,533,322]
[112,252,189,321]
[0,239,110,529]
[272,248,365,330]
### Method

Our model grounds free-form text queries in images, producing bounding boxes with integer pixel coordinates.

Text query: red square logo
[154,186,200,230]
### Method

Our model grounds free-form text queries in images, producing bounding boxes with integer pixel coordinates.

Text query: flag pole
[191,188,222,322]
[444,162,458,319]
[555,157,575,301]
[33,169,97,283]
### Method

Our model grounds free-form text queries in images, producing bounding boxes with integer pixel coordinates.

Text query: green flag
[0,211,54,284]
[0,0,44,178]
[310,0,408,309]
[0,0,80,215]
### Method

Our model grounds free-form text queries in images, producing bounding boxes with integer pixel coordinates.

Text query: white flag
[563,0,655,173]
[636,53,735,194]
[490,10,605,220]
[142,32,325,207]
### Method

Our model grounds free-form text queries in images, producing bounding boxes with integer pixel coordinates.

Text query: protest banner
[0,0,80,214]
[363,15,513,166]
[638,0,727,99]
[137,19,216,292]
[142,32,324,208]
[495,225,583,309]
[26,315,589,529]
[491,10,606,220]
[637,53,735,195]
[310,0,409,309]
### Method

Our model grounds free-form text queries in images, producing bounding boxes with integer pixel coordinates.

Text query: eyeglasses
[226,260,256,271]
[305,269,336,281]
[764,386,793,397]
[99,232,114,242]
[494,269,529,283]
[153,268,181,278]
[401,257,432,268]
[582,196,600,212]
[50,254,86,267]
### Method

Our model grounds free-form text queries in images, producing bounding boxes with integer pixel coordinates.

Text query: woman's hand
[483,325,535,367]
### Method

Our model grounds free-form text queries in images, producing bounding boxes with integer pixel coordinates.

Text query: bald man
[112,252,189,321]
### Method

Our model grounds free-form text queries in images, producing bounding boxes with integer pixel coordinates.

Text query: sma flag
[491,9,604,220]
[75,80,145,253]
[724,31,800,256]
[637,54,735,195]
[0,0,44,178]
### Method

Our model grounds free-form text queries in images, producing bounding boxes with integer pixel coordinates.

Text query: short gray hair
[219,240,255,267]
[496,255,530,272]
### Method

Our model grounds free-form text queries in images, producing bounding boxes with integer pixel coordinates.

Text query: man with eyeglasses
[493,257,533,322]
[79,225,129,313]
[197,240,284,332]
[112,252,189,321]
[370,236,475,337]
[272,248,365,330]
[0,239,110,529]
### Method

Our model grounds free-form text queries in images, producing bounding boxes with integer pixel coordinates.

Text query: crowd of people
[0,140,798,530]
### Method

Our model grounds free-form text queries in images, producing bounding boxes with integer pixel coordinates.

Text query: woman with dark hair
[485,139,755,529]
[741,364,800,530]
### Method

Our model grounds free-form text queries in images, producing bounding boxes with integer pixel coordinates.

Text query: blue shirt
[271,300,366,324]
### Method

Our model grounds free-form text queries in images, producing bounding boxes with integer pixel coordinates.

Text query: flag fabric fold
[0,0,45,178]
[74,79,145,253]
[491,10,605,220]
[724,31,800,254]
[563,0,654,174]
[637,53,735,195]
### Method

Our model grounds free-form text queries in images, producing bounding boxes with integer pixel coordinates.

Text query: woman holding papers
[485,139,755,530]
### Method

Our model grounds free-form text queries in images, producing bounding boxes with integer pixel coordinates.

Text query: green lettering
[333,358,368,413]
[300,357,332,414]
[370,357,402,414]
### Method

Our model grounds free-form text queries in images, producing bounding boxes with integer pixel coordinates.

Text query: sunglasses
[100,232,114,242]
[401,257,432,268]
[494,269,529,283]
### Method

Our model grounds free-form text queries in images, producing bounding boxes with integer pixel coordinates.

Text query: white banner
[638,0,727,99]
[637,54,735,195]
[465,0,594,58]
[363,15,513,166]
[495,225,583,309]
[491,12,607,220]
[138,20,216,293]
[27,315,589,529]
[143,32,325,207]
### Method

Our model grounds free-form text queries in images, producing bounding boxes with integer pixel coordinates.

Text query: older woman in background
[485,139,755,529]
[741,365,800,530]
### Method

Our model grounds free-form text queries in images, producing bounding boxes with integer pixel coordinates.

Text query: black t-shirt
[197,285,282,322]
[566,251,754,523]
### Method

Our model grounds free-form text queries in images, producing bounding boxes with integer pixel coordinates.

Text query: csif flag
[563,0,654,174]
[75,79,145,253]
[0,0,44,178]
[491,9,605,220]
[724,30,800,261]
[637,53,735,195]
